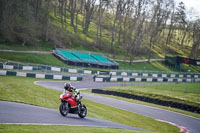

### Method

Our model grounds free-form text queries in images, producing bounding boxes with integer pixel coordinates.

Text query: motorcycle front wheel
[78,104,87,118]
[59,102,69,116]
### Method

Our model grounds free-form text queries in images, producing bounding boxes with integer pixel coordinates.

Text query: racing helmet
[64,82,71,91]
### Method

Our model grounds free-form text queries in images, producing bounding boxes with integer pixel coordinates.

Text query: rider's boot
[77,100,81,113]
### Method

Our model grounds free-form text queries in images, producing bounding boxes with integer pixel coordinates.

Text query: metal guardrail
[1,60,200,78]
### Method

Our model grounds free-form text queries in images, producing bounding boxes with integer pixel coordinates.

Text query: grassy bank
[102,83,200,107]
[0,76,180,133]
[118,61,171,71]
[0,52,66,67]
[118,61,200,72]
[1,51,200,72]
[0,42,54,51]
[83,89,200,118]
[0,124,145,133]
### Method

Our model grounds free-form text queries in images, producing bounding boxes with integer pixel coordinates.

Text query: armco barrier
[95,77,200,83]
[109,71,200,78]
[0,62,97,75]
[0,70,82,81]
[1,61,200,81]
[92,89,200,114]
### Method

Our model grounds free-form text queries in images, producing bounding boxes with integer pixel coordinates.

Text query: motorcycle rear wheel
[59,102,69,116]
[78,104,87,118]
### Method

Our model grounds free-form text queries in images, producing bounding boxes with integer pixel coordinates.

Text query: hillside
[0,0,200,72]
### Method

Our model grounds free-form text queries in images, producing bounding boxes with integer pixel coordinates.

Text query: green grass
[0,52,66,67]
[101,83,200,107]
[0,42,54,51]
[0,76,180,133]
[117,61,171,71]
[1,51,200,72]
[0,77,60,109]
[118,61,200,72]
[0,51,109,71]
[48,9,198,60]
[82,89,200,118]
[0,125,145,133]
[1,9,198,62]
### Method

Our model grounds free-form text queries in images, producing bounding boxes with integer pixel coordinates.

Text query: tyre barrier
[92,89,200,114]
[0,70,82,81]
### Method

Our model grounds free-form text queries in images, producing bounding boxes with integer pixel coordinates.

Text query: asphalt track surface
[35,80,200,133]
[0,101,143,130]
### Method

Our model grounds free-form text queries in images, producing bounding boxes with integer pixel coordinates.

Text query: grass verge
[100,83,200,107]
[0,76,180,133]
[82,89,200,118]
[0,124,145,133]
[1,50,200,73]
[0,52,66,67]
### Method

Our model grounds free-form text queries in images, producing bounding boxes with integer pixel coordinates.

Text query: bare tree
[34,0,42,21]
[110,0,128,57]
[147,0,172,62]
[74,0,84,33]
[190,19,200,59]
[166,2,175,46]
[127,0,148,63]
[58,0,65,29]
[175,2,187,46]
[69,0,77,27]
[83,0,96,35]
[96,0,109,45]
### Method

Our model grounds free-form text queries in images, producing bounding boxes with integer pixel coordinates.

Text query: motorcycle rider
[63,82,80,104]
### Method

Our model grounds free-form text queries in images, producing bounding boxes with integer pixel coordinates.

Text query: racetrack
[1,77,200,132]
[35,80,200,133]
[0,101,143,131]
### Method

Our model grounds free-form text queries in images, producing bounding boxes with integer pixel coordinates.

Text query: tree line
[0,0,199,61]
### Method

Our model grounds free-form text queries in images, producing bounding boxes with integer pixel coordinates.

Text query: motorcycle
[59,92,87,118]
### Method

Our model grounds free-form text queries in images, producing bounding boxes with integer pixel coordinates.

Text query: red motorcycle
[59,92,87,118]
